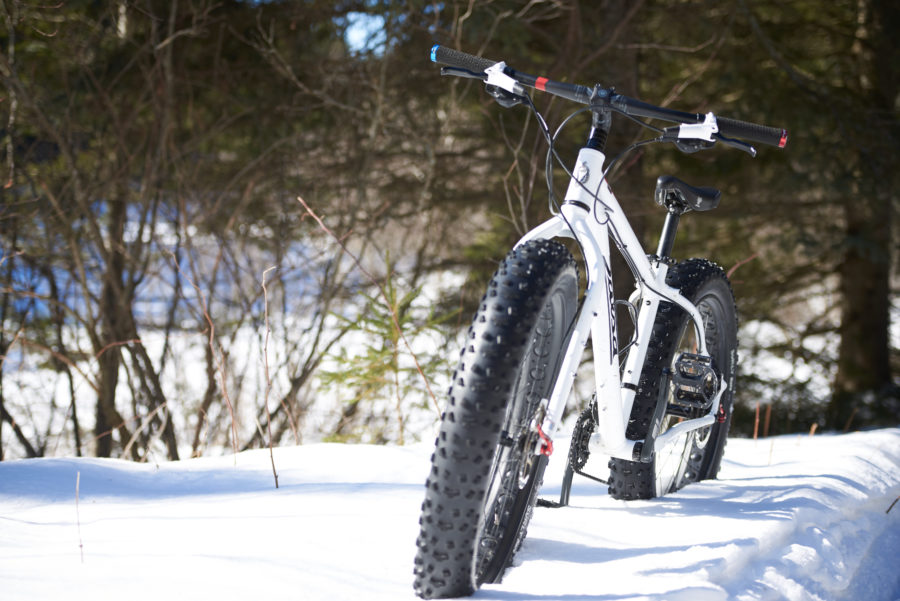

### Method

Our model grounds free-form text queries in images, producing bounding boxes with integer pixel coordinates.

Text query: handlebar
[430,45,788,150]
[432,45,593,105]
[716,117,787,148]
[431,45,496,76]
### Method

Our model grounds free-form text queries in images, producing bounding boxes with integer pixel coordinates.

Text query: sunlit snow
[1,429,898,600]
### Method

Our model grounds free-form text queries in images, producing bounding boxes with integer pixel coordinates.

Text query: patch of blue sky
[343,11,387,55]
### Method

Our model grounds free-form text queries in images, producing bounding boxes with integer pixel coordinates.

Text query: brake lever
[661,127,758,157]
[713,134,757,157]
[440,66,487,81]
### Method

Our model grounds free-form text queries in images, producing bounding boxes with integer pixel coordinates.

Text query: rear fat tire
[608,259,737,501]
[413,239,577,599]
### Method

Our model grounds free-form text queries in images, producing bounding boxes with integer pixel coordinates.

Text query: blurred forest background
[1,0,897,461]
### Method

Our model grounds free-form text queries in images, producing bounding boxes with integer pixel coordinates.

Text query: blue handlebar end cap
[430,44,440,63]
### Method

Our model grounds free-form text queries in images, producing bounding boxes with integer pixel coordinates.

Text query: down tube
[583,221,626,453]
[520,212,625,453]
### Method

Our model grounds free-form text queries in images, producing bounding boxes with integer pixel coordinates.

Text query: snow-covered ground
[1,428,898,601]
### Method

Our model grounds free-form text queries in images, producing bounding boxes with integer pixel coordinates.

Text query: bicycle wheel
[608,259,737,500]
[413,239,577,599]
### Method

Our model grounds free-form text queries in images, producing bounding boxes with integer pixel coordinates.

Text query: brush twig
[297,195,441,414]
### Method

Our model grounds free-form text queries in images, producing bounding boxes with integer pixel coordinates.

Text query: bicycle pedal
[669,352,718,412]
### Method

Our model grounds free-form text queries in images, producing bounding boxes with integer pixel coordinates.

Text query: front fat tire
[608,259,737,501]
[413,239,577,599]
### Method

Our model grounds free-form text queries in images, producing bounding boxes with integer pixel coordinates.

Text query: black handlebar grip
[430,45,497,74]
[717,116,788,148]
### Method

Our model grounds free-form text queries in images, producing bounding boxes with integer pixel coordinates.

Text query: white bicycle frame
[515,145,727,462]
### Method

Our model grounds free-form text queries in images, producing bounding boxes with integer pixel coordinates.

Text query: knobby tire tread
[413,239,576,599]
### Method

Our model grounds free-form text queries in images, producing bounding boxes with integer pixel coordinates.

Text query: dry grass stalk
[75,471,84,563]
[261,266,279,488]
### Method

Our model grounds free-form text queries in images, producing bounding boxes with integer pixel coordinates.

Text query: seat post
[656,209,681,259]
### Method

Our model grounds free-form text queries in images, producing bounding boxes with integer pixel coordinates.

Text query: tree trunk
[831,193,893,428]
[829,0,899,428]
[95,197,132,457]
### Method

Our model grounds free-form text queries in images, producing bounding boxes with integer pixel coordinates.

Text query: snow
[1,429,899,601]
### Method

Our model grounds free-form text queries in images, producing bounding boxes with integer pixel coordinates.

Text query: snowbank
[1,429,898,600]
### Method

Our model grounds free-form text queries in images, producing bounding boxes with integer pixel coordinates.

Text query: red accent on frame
[535,76,549,91]
[537,423,553,456]
[779,130,788,148]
